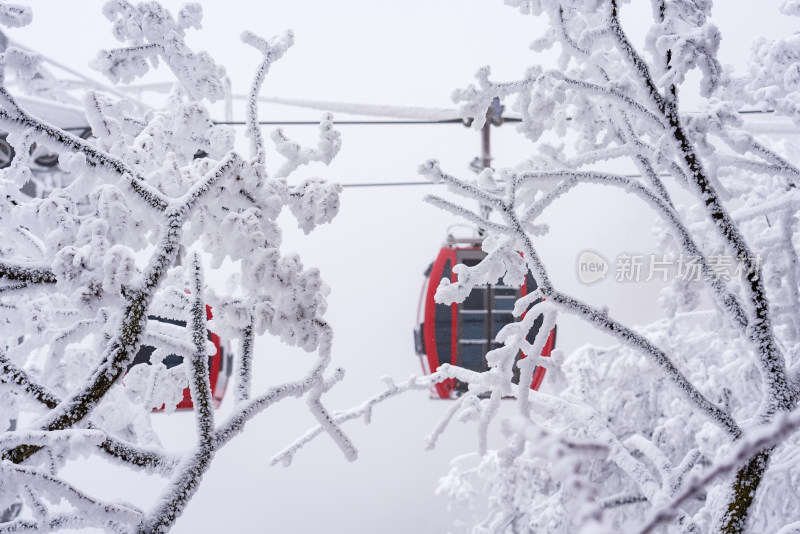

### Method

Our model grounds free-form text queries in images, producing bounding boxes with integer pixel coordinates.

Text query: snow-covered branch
[0,4,348,532]
[270,373,441,467]
[241,30,293,163]
[0,260,56,284]
[420,1,800,532]
[187,253,213,445]
[234,310,254,403]
[1,461,145,526]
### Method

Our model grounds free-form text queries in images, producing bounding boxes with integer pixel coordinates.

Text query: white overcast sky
[11,0,793,115]
[5,2,799,533]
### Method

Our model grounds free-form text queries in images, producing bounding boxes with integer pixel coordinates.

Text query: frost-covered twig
[221,324,358,465]
[0,107,169,211]
[22,484,48,525]
[0,259,56,284]
[714,130,800,188]
[748,140,800,187]
[1,461,144,526]
[188,252,214,444]
[241,30,294,163]
[625,434,695,500]
[556,75,668,128]
[0,350,60,409]
[425,195,510,234]
[599,493,648,509]
[139,330,193,360]
[272,113,341,178]
[514,311,557,418]
[420,159,507,210]
[0,429,106,450]
[94,433,179,476]
[306,367,357,462]
[715,154,800,185]
[235,311,254,403]
[732,190,800,223]
[0,513,116,533]
[270,373,441,466]
[424,391,473,452]
[0,86,26,116]
[214,320,330,444]
[617,110,675,207]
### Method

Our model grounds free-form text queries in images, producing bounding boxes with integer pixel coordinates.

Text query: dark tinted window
[463,287,486,310]
[129,346,184,370]
[226,350,234,378]
[494,287,517,297]
[492,313,515,338]
[493,296,515,311]
[459,343,484,370]
[130,345,155,368]
[525,313,545,346]
[462,313,487,340]
[525,272,538,293]
[148,315,186,328]
[162,353,184,369]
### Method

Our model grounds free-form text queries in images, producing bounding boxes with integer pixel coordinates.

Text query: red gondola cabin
[414,239,556,399]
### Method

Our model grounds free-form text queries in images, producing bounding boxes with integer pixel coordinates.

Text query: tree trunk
[719,447,772,534]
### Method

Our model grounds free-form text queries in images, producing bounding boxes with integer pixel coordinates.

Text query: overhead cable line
[212,118,522,126]
[339,172,671,189]
[341,181,434,188]
[212,110,780,127]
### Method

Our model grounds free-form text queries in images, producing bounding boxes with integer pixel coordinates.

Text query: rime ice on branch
[413,1,800,534]
[0,2,350,533]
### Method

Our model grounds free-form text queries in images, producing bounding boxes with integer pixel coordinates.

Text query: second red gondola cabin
[130,304,233,410]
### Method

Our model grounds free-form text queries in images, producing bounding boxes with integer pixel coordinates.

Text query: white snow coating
[1,1,800,534]
[0,2,348,533]
[408,1,800,533]
[248,95,463,121]
[1,47,39,79]
[0,3,31,29]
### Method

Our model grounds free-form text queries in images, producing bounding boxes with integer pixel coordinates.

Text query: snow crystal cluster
[420,1,800,533]
[0,2,352,533]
